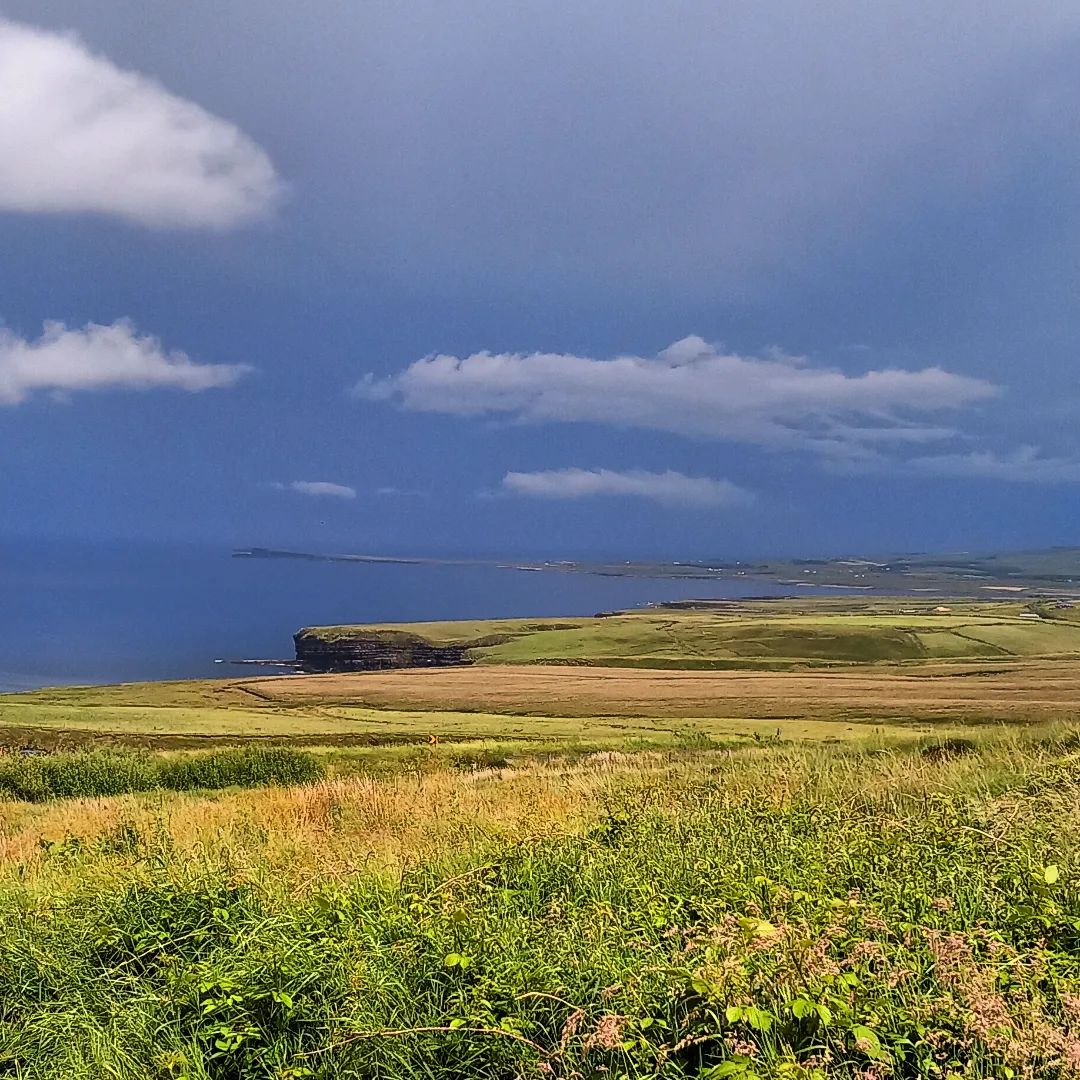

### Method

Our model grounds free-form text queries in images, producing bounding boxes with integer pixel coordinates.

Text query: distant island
[234,544,1080,597]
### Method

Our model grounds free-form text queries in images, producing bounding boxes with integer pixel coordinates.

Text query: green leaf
[743,1007,774,1032]
[1044,865,1060,885]
[814,1003,832,1025]
[442,952,473,970]
[852,1025,887,1060]
[789,998,815,1020]
[725,1005,744,1023]
[740,918,778,938]
[703,1062,749,1078]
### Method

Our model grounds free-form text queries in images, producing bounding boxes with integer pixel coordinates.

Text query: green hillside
[302,599,1080,669]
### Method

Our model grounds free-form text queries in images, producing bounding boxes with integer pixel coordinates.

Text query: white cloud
[0,17,281,227]
[907,447,1080,483]
[276,480,357,499]
[501,467,752,508]
[0,320,249,404]
[358,335,998,457]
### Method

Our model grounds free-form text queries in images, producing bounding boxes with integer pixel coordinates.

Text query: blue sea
[1,538,829,691]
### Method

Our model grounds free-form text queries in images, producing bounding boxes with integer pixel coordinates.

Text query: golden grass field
[6,719,1080,1078]
[0,727,1066,888]
[242,658,1080,724]
[3,655,1079,751]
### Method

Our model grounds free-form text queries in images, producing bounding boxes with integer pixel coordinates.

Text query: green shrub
[449,748,513,771]
[0,746,323,802]
[919,735,979,761]
[158,746,324,791]
[0,750,159,800]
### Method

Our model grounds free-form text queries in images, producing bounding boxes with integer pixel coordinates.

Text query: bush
[0,751,158,801]
[0,746,323,802]
[919,736,979,761]
[158,746,324,791]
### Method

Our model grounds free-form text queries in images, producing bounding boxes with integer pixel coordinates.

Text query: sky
[2,1,1079,560]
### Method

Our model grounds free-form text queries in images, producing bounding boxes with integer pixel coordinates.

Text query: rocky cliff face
[293,628,473,673]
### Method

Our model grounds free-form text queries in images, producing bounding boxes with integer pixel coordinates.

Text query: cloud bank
[0,321,249,405]
[358,336,998,458]
[275,480,357,499]
[0,17,281,227]
[907,447,1080,483]
[502,468,752,508]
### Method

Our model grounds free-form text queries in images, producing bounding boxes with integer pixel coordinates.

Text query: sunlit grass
[2,728,1080,1076]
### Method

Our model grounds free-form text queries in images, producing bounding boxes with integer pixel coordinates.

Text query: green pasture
[303,601,1080,667]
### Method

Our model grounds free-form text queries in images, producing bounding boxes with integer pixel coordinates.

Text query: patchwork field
[0,673,986,749]
[243,659,1080,724]
[6,600,1080,752]
[299,598,1080,670]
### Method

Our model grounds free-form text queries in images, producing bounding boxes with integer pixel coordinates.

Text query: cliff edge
[293,627,473,672]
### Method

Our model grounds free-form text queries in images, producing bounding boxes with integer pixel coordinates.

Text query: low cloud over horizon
[360,335,1080,488]
[272,480,357,500]
[0,320,249,405]
[358,336,998,463]
[0,16,281,228]
[501,467,752,508]
[907,448,1080,484]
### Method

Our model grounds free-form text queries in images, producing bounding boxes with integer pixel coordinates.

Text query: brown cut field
[243,657,1080,724]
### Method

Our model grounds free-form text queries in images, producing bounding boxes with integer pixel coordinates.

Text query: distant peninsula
[234,545,1080,597]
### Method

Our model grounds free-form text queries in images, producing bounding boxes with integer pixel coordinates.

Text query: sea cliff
[293,627,473,672]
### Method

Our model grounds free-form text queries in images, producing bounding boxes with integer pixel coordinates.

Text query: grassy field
[2,730,1080,1077]
[0,684,981,750]
[3,598,1080,754]
[299,598,1080,670]
[243,659,1080,723]
[5,600,1080,1075]
[5,656,1080,750]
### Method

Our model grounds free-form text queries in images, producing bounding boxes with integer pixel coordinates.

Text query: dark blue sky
[2,2,1078,559]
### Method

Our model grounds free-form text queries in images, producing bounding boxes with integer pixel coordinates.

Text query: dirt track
[246,660,1080,722]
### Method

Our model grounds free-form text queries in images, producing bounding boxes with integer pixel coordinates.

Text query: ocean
[1,537,825,691]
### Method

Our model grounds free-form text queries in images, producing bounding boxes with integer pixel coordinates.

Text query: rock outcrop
[293,628,473,673]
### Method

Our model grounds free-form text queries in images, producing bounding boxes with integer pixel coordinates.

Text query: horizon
[8,531,1080,571]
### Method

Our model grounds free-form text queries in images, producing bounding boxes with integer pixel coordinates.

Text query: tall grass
[0,746,323,802]
[0,735,1078,1077]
